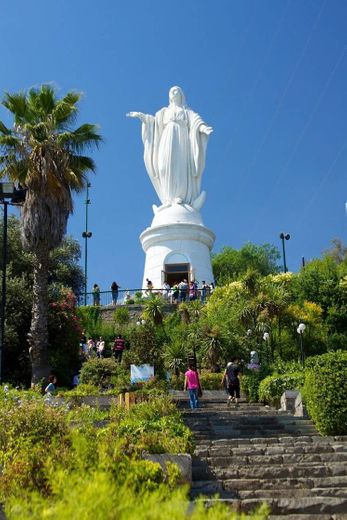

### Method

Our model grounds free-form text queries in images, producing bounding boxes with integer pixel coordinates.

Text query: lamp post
[82,182,92,306]
[297,322,306,366]
[0,182,27,383]
[279,233,290,273]
[263,332,270,364]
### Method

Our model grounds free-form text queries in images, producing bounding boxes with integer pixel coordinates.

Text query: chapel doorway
[163,263,190,286]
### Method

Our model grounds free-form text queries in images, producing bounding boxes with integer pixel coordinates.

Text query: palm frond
[37,85,56,115]
[69,154,96,174]
[65,170,85,192]
[60,91,81,106]
[0,156,29,182]
[30,122,49,142]
[7,159,29,183]
[0,135,22,148]
[70,124,102,150]
[2,92,27,119]
[1,84,101,247]
[0,121,11,135]
[52,101,78,126]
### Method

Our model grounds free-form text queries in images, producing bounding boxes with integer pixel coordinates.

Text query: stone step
[193,452,347,466]
[195,435,347,448]
[237,488,347,499]
[184,394,347,514]
[193,430,318,440]
[185,416,317,425]
[211,463,347,481]
[184,409,291,416]
[221,475,347,492]
[197,496,347,515]
[190,479,233,499]
[186,419,316,428]
[192,462,346,481]
[195,442,345,456]
[186,421,316,430]
[269,515,347,520]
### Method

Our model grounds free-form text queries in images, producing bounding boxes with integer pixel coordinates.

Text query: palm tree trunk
[29,244,50,385]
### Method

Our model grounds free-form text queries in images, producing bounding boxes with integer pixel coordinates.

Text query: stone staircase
[178,391,347,519]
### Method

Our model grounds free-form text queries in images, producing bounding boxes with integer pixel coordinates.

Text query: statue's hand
[201,125,213,136]
[126,111,145,121]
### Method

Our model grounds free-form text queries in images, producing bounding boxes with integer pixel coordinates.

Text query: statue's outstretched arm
[199,124,213,136]
[126,111,149,123]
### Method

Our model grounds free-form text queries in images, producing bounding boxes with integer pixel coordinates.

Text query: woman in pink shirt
[184,364,201,409]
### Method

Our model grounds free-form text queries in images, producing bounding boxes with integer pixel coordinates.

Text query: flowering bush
[48,288,82,386]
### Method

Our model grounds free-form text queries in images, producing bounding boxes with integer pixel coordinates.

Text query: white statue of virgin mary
[127,86,213,211]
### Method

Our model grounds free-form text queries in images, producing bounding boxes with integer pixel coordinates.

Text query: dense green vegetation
[2,221,346,413]
[212,243,281,284]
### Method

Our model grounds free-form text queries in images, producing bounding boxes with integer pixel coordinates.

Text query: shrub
[129,376,168,395]
[303,350,347,435]
[113,307,130,325]
[0,401,70,498]
[4,471,270,519]
[199,371,223,389]
[121,323,164,373]
[258,372,304,406]
[79,358,128,389]
[109,396,194,455]
[77,305,101,330]
[241,365,271,402]
[170,374,185,390]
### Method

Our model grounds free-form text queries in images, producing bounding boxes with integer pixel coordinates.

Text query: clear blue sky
[1,0,347,291]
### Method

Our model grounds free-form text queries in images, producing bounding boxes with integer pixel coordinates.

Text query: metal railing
[76,288,212,307]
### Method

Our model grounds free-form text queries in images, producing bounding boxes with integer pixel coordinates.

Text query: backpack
[227,364,239,384]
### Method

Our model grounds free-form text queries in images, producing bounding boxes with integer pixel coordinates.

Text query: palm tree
[163,341,187,377]
[202,325,224,372]
[142,294,165,326]
[0,85,101,384]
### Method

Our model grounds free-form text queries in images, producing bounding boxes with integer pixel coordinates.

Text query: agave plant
[142,294,165,326]
[163,341,187,377]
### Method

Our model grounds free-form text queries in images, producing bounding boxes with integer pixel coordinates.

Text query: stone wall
[99,303,177,323]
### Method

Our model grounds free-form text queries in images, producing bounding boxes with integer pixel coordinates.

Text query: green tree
[212,243,280,285]
[296,255,347,314]
[324,238,347,264]
[0,85,101,384]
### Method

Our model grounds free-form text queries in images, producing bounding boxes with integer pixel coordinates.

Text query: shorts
[228,384,240,399]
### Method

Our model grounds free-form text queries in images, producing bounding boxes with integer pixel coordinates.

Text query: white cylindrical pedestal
[140,220,215,289]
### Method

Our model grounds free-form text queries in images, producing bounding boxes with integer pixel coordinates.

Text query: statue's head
[169,86,186,107]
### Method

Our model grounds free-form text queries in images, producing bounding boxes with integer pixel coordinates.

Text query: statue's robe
[141,105,209,207]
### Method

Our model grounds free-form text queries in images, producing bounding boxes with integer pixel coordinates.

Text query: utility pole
[279,233,290,273]
[82,182,92,306]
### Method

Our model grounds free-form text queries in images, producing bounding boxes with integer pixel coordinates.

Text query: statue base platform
[140,205,215,289]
